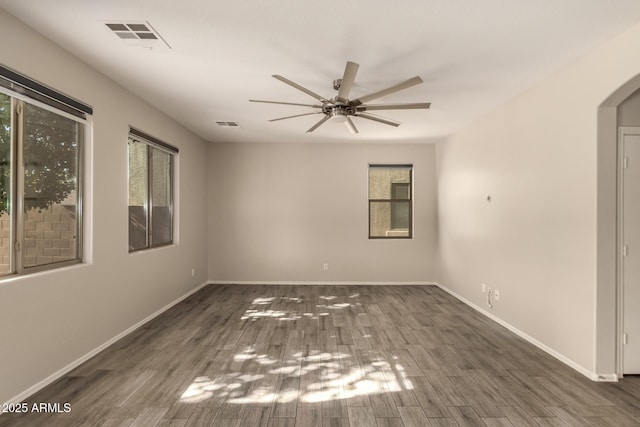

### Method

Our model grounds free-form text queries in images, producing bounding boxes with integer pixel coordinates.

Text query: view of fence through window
[0,92,82,274]
[128,134,174,251]
[368,164,412,238]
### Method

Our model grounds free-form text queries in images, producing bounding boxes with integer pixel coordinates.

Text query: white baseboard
[435,282,615,382]
[207,281,436,286]
[592,373,619,382]
[4,280,210,406]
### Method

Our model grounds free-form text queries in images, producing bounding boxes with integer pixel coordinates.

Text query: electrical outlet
[191,268,195,277]
[494,289,500,301]
[482,283,486,293]
[323,263,329,271]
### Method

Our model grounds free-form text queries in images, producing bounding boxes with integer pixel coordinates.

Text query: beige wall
[437,19,640,378]
[0,10,209,404]
[208,142,436,283]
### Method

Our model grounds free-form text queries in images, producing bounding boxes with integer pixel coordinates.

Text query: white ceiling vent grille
[216,121,241,128]
[104,21,170,50]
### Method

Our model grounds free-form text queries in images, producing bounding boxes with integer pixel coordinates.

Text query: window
[128,128,176,252]
[0,66,89,275]
[368,164,412,238]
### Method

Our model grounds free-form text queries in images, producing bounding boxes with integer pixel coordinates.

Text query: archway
[596,73,640,379]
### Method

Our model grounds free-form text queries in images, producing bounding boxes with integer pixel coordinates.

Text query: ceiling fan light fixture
[331,106,349,122]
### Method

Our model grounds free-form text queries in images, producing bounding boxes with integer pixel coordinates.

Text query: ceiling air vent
[216,121,241,128]
[104,21,170,50]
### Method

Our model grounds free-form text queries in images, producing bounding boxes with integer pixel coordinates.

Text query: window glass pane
[391,200,410,230]
[0,93,11,274]
[128,139,148,251]
[369,201,410,237]
[369,167,411,199]
[391,183,410,200]
[369,201,390,237]
[150,147,172,246]
[22,102,81,267]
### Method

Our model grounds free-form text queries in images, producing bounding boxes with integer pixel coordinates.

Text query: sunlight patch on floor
[180,347,413,404]
[181,293,409,405]
[241,294,361,322]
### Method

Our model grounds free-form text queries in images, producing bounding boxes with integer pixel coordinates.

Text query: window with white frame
[368,164,413,239]
[0,65,89,275]
[128,128,176,252]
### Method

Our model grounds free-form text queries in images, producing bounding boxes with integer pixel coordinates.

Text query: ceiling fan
[249,61,431,134]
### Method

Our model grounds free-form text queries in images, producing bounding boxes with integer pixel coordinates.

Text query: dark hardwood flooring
[1,284,639,426]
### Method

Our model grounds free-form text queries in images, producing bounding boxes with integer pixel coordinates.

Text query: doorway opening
[617,126,640,376]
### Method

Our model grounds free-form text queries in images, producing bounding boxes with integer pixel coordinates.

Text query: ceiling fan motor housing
[326,103,355,118]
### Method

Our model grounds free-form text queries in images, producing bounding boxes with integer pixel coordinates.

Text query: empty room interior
[2,1,640,426]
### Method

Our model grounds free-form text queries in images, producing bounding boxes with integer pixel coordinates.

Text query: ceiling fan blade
[356,112,401,127]
[337,61,359,102]
[273,75,329,103]
[345,116,358,134]
[306,114,331,133]
[360,102,431,111]
[351,76,424,107]
[269,112,323,122]
[250,99,323,108]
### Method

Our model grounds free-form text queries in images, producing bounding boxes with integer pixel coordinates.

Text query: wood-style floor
[1,284,639,426]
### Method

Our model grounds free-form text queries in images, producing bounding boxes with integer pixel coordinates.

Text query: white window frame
[368,164,413,239]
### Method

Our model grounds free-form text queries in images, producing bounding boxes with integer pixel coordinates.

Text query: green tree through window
[23,103,80,212]
[0,97,80,215]
[0,93,11,215]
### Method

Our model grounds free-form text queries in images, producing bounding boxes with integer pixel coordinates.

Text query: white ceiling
[2,0,640,144]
